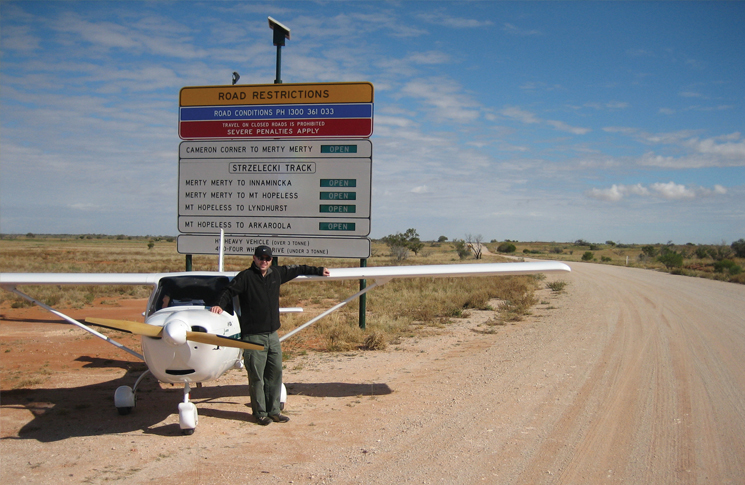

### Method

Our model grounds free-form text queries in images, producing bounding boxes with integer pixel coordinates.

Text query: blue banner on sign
[180,103,372,121]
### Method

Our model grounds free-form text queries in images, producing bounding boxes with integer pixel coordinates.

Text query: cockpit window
[148,276,232,316]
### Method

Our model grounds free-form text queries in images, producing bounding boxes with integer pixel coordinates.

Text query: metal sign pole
[359,258,367,329]
[268,17,290,85]
[275,44,282,84]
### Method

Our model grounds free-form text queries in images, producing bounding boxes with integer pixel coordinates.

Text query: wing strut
[279,278,390,342]
[4,286,145,361]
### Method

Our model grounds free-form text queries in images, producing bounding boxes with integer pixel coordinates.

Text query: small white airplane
[0,257,569,434]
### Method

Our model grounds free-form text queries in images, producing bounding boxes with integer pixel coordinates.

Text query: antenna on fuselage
[218,229,225,272]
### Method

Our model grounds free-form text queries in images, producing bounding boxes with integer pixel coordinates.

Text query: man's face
[253,254,272,273]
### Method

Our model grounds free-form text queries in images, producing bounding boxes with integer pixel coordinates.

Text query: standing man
[211,245,330,425]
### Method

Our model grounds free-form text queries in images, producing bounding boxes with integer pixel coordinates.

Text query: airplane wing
[278,260,570,341]
[298,261,570,282]
[1,261,568,350]
[0,273,163,286]
[0,261,569,287]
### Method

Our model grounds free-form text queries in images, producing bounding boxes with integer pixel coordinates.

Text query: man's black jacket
[216,263,325,336]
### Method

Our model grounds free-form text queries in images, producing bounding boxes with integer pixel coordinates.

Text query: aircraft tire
[178,401,198,433]
[114,385,136,415]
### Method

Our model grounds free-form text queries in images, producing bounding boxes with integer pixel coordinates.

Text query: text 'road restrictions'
[180,82,373,106]
[177,235,370,258]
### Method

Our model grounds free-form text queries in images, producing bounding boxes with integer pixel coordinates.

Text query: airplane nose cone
[163,319,189,346]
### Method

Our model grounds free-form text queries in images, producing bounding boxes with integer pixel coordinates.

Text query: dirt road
[2,262,744,484]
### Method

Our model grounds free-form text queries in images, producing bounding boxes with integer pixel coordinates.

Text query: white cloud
[418,12,493,28]
[407,51,451,65]
[1,24,40,51]
[69,202,100,212]
[546,120,591,135]
[502,23,542,36]
[685,133,745,159]
[600,127,744,167]
[500,106,540,124]
[586,182,727,202]
[584,101,629,110]
[502,107,589,134]
[401,78,481,123]
[650,182,697,200]
[586,184,649,202]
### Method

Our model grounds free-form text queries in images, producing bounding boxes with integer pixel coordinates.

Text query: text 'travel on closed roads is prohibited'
[177,139,372,237]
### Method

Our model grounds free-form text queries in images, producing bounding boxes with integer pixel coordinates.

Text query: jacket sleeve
[216,271,248,309]
[279,264,325,284]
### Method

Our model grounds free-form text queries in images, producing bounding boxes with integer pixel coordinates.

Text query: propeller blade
[85,317,263,350]
[185,331,264,351]
[85,317,163,338]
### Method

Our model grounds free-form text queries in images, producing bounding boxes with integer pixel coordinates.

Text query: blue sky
[1,1,743,244]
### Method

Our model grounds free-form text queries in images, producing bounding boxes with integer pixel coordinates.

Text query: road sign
[177,234,370,258]
[180,82,373,106]
[178,140,372,237]
[180,118,372,140]
[179,83,373,140]
[178,216,370,236]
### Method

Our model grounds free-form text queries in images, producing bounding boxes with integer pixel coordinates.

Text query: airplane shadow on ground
[1,358,392,442]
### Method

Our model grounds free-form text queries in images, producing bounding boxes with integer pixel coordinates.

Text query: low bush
[497,242,516,253]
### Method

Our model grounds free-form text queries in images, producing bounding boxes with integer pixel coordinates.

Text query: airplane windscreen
[149,275,232,315]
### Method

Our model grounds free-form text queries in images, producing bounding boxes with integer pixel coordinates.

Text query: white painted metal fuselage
[142,306,243,384]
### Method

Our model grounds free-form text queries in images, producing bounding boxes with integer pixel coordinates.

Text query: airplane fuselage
[142,306,243,384]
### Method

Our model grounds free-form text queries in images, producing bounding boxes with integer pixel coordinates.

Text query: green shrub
[732,239,745,258]
[658,251,684,270]
[641,245,658,258]
[714,259,742,275]
[581,251,594,261]
[497,242,516,253]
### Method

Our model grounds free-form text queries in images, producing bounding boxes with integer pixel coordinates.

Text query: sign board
[180,82,373,106]
[179,82,374,140]
[178,139,371,237]
[178,234,370,258]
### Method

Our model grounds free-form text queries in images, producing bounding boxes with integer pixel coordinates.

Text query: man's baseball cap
[254,245,273,259]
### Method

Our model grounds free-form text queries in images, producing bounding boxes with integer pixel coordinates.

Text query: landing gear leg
[178,382,198,435]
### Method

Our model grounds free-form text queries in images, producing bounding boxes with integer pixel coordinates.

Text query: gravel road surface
[2,261,744,484]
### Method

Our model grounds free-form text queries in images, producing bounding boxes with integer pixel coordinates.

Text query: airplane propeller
[85,317,263,351]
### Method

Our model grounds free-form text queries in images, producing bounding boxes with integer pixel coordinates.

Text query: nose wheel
[178,382,198,435]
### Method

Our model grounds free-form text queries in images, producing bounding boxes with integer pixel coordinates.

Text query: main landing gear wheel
[114,385,135,415]
[114,369,150,416]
